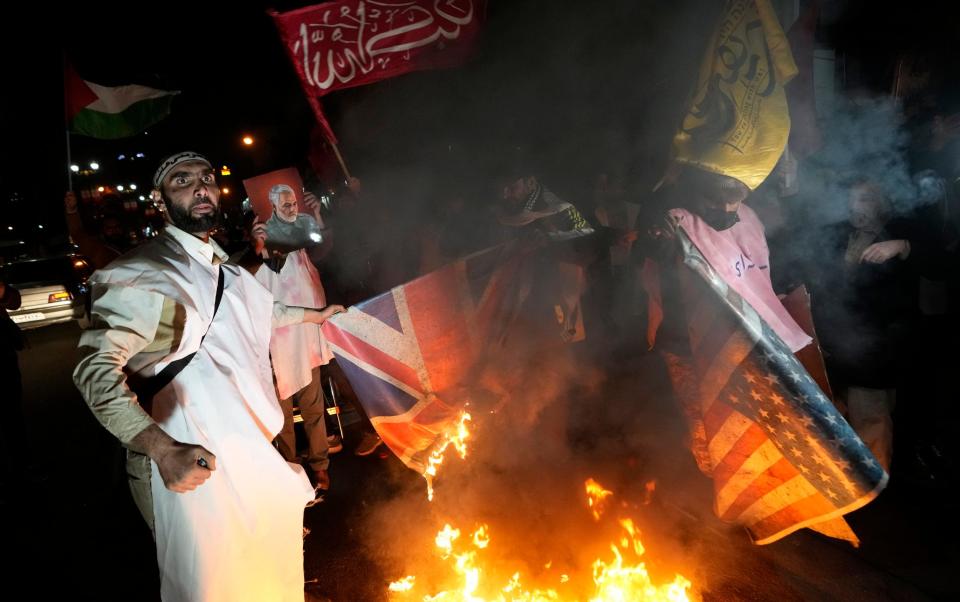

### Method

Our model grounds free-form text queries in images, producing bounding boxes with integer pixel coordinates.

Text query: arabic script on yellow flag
[673,0,798,190]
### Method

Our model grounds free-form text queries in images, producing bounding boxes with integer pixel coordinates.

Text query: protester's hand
[251,219,268,258]
[320,304,347,322]
[155,441,217,493]
[304,304,346,324]
[346,177,362,196]
[648,224,675,242]
[304,192,323,221]
[65,191,78,214]
[860,239,910,264]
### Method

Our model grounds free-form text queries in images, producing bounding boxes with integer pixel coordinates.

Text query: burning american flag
[672,228,888,545]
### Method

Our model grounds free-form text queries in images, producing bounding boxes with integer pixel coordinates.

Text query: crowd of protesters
[0,88,948,600]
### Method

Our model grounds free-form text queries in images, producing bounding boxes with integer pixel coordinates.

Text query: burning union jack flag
[323,245,526,473]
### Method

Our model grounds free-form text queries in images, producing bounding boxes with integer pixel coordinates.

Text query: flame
[424,412,473,501]
[591,530,691,602]
[389,576,415,592]
[473,525,491,549]
[585,478,614,521]
[502,572,522,594]
[389,479,694,601]
[436,524,461,559]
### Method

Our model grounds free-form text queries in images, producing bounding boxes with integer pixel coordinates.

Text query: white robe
[255,249,333,400]
[91,232,313,602]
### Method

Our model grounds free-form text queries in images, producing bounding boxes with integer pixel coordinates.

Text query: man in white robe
[74,151,343,602]
[254,192,337,498]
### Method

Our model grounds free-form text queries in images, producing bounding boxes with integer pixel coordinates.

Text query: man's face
[848,186,883,230]
[694,189,745,215]
[276,190,299,222]
[160,160,220,233]
[689,179,747,231]
[501,176,536,205]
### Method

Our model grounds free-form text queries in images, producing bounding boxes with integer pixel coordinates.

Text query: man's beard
[274,208,297,223]
[167,196,220,232]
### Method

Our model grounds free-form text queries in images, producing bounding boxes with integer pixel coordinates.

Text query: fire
[389,576,416,592]
[473,526,491,549]
[436,524,461,558]
[585,478,613,521]
[590,518,691,602]
[424,411,473,501]
[388,479,695,601]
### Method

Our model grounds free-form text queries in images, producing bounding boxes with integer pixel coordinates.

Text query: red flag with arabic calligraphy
[271,0,484,99]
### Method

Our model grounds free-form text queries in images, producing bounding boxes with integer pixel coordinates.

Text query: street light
[70,164,80,172]
[130,184,137,190]
[90,162,100,170]
[242,135,254,146]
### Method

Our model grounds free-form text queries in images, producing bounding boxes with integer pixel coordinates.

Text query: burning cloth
[650,218,887,545]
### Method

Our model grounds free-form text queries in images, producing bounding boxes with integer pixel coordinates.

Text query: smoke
[305,2,762,598]
[794,95,920,228]
[347,278,719,600]
[313,0,714,301]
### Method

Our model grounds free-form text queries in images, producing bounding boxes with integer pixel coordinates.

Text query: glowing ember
[388,479,695,601]
[585,478,614,521]
[643,481,657,506]
[424,412,473,501]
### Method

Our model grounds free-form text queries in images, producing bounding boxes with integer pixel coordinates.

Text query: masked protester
[643,165,813,472]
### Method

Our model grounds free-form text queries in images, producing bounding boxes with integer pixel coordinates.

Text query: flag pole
[305,94,352,183]
[63,51,74,192]
[66,130,74,192]
[328,139,352,183]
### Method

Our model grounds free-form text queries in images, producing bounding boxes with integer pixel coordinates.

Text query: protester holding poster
[244,167,326,254]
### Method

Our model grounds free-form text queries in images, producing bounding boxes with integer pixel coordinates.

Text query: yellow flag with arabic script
[672,0,797,190]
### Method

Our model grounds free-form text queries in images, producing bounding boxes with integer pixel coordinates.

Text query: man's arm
[232,220,270,276]
[545,206,596,242]
[64,192,120,268]
[304,192,333,263]
[73,284,214,491]
[272,302,346,328]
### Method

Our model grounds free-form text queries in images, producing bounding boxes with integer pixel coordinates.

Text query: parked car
[1,254,94,329]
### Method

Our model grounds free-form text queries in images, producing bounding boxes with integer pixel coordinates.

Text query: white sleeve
[272,302,305,328]
[73,284,165,445]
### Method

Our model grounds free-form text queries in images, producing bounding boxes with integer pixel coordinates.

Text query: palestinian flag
[65,64,178,139]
